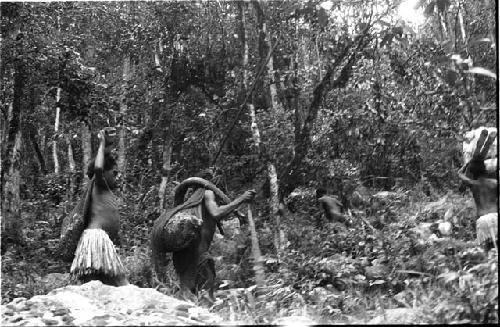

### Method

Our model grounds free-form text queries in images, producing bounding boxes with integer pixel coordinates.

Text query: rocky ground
[1,281,222,326]
[1,279,428,325]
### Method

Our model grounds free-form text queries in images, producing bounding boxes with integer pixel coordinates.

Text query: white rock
[273,315,317,326]
[438,221,452,236]
[2,280,222,326]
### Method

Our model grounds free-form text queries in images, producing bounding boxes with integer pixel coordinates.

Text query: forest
[1,0,498,325]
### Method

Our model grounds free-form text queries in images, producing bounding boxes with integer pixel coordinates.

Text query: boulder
[1,280,222,326]
[367,308,426,324]
[273,315,317,325]
[39,273,71,289]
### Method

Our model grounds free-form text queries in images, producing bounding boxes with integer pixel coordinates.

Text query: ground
[1,184,498,324]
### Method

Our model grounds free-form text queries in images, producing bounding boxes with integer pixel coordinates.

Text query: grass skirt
[70,228,126,280]
[476,212,498,246]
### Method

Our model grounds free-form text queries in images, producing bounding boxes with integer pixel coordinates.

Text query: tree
[1,2,26,249]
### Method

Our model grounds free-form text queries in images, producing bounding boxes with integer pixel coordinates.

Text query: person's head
[197,168,215,181]
[103,127,117,154]
[197,167,222,185]
[316,187,327,199]
[469,158,486,179]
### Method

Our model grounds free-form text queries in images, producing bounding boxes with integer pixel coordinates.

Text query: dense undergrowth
[1,179,497,324]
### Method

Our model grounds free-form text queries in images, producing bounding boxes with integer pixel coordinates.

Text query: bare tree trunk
[240,2,250,93]
[1,46,25,249]
[52,87,61,174]
[118,55,130,174]
[66,134,76,200]
[28,126,46,174]
[154,38,163,73]
[249,105,261,146]
[253,0,285,256]
[457,4,467,47]
[80,121,92,172]
[268,162,284,253]
[239,1,265,284]
[280,24,373,199]
[0,104,13,150]
[2,131,23,248]
[247,204,265,287]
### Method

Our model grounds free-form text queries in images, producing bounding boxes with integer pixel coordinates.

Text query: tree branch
[279,23,373,198]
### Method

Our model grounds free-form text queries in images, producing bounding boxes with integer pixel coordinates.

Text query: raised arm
[457,170,478,186]
[479,131,497,159]
[93,130,106,184]
[204,189,256,220]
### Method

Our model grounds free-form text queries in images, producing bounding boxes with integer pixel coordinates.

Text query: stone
[11,297,27,305]
[273,315,317,325]
[52,308,70,316]
[62,315,75,323]
[42,318,59,325]
[175,303,194,312]
[367,308,425,324]
[11,316,23,323]
[364,264,389,280]
[1,281,222,326]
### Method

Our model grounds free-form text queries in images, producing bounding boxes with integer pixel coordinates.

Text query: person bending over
[316,187,351,227]
[151,169,255,300]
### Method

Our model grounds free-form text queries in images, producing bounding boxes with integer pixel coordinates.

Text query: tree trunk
[118,55,131,174]
[253,0,285,257]
[268,161,284,255]
[80,121,92,172]
[66,134,76,200]
[247,204,265,287]
[292,23,301,150]
[27,122,46,174]
[239,1,266,285]
[52,87,61,174]
[240,2,250,93]
[457,4,467,47]
[249,105,261,147]
[1,45,25,249]
[2,131,23,249]
[1,104,12,150]
[279,25,372,199]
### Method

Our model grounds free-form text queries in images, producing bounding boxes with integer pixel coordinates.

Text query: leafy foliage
[1,0,497,324]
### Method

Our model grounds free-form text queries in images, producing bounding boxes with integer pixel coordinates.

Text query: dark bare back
[469,178,498,216]
[86,153,120,242]
[318,195,349,224]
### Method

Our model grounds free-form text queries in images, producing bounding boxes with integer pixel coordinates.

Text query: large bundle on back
[151,177,232,253]
[152,189,205,253]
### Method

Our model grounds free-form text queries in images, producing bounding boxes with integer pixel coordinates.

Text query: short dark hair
[197,168,215,181]
[469,158,486,179]
[316,187,327,198]
[87,154,117,179]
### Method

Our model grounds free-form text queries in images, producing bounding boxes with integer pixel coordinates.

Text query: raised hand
[97,130,106,144]
[241,189,256,202]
